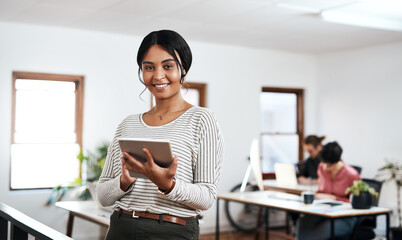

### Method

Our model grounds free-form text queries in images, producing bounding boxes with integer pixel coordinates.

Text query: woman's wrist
[120,175,134,191]
[157,177,176,195]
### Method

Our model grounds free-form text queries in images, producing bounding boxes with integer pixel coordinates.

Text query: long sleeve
[96,121,134,207]
[163,111,224,210]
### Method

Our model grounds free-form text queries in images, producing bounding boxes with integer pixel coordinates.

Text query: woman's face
[322,162,337,172]
[304,144,322,159]
[142,44,182,101]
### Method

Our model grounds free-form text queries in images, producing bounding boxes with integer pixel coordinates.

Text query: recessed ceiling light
[321,0,402,32]
[277,0,402,32]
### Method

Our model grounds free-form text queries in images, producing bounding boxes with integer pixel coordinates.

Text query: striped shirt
[96,106,224,217]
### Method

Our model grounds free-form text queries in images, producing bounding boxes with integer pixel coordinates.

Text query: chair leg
[350,216,363,240]
[286,213,290,234]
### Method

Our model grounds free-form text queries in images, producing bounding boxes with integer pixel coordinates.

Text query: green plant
[377,159,402,229]
[345,180,379,198]
[85,141,108,182]
[46,141,109,205]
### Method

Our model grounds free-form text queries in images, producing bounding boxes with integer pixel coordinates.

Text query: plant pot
[351,192,372,209]
[391,227,402,240]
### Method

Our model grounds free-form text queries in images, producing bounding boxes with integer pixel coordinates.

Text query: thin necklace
[152,103,190,121]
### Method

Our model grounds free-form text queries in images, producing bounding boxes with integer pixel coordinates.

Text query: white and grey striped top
[96,106,224,217]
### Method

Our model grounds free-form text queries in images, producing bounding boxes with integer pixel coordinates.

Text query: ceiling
[1,0,402,54]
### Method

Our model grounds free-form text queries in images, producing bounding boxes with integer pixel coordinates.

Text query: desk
[263,180,318,195]
[55,201,111,237]
[216,191,390,240]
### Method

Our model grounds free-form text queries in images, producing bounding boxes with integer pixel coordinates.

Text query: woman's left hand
[122,148,178,190]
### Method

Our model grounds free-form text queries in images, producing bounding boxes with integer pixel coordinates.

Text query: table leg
[216,199,219,240]
[330,218,334,240]
[386,213,390,240]
[255,207,262,240]
[67,212,74,237]
[265,207,269,240]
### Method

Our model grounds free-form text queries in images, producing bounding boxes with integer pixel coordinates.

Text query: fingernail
[142,148,147,152]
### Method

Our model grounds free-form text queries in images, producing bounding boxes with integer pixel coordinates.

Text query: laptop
[274,163,298,187]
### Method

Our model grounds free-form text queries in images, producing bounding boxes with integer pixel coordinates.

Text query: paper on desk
[310,199,349,213]
[265,191,303,202]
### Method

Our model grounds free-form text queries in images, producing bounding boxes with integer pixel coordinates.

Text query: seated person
[296,141,361,240]
[297,135,325,185]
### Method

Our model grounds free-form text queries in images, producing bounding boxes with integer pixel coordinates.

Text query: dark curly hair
[319,141,343,164]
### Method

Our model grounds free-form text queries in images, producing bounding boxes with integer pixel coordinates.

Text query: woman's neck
[153,97,189,114]
[330,161,344,180]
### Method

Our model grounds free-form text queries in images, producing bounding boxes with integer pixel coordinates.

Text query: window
[10,72,84,190]
[260,87,304,178]
[181,82,207,107]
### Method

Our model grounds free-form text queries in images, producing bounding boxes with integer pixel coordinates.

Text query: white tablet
[118,137,173,178]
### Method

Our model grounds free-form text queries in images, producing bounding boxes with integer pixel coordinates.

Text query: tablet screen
[117,137,173,168]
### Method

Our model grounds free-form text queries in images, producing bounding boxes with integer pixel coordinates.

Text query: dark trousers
[105,210,199,240]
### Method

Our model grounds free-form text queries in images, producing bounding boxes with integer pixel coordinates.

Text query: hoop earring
[138,85,147,101]
[138,68,145,85]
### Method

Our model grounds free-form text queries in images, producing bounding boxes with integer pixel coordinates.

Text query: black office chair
[350,178,383,240]
[351,165,362,175]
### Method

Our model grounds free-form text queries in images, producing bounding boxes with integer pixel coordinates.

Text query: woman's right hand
[298,176,311,185]
[120,156,138,191]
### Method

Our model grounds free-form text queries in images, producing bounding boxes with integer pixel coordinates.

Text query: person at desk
[297,141,361,240]
[96,30,224,240]
[297,135,325,185]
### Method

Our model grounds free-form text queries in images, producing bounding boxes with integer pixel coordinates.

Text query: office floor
[199,230,387,240]
[200,229,295,240]
[86,229,386,240]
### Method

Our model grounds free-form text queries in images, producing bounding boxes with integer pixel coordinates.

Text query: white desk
[217,190,391,240]
[55,201,111,237]
[263,180,318,195]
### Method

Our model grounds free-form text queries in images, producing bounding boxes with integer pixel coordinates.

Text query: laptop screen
[274,163,298,187]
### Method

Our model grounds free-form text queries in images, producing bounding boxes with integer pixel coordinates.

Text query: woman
[96,30,224,240]
[297,141,361,240]
[315,141,361,202]
[297,135,325,185]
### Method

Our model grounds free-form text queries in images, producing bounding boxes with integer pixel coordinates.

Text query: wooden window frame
[260,87,304,179]
[183,82,207,107]
[10,71,84,190]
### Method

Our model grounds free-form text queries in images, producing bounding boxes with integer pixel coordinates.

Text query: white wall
[317,42,402,229]
[0,22,318,238]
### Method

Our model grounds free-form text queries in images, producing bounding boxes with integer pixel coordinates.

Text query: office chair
[351,165,362,175]
[350,178,383,240]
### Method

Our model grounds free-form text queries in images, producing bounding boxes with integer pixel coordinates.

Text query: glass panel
[181,88,200,106]
[260,92,296,133]
[261,134,299,173]
[10,143,80,189]
[14,79,76,143]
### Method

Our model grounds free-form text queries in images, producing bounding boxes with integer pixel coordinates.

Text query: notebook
[274,163,298,187]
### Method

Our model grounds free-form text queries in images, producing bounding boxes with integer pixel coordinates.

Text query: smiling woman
[96,30,224,240]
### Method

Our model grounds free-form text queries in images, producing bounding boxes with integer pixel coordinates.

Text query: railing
[0,202,72,240]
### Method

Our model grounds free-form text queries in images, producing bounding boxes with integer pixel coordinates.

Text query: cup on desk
[302,191,315,204]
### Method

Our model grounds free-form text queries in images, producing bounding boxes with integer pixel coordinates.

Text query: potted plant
[47,141,109,205]
[345,180,378,209]
[377,160,402,239]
